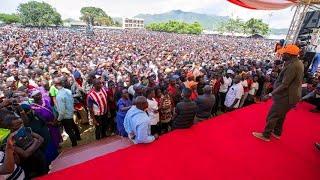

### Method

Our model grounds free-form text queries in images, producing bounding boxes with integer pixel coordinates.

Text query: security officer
[253,44,304,142]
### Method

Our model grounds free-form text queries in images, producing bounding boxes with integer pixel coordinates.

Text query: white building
[122,17,144,29]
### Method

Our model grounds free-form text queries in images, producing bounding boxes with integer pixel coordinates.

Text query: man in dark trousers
[253,44,304,142]
[87,78,109,140]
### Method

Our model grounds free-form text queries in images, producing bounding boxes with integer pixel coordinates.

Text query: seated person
[124,96,158,144]
[172,88,198,129]
[302,84,320,113]
[195,85,215,122]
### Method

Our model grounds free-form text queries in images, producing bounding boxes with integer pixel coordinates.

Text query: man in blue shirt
[54,78,81,147]
[124,96,158,144]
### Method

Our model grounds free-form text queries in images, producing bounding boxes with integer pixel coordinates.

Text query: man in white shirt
[219,70,233,111]
[224,75,244,111]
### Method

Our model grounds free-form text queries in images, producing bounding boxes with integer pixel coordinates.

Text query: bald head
[53,77,62,88]
[135,96,148,111]
[233,75,241,84]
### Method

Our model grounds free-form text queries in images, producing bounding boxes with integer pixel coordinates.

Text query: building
[122,17,144,29]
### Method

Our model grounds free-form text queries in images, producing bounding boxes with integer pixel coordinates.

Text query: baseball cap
[277,44,300,56]
[227,69,234,74]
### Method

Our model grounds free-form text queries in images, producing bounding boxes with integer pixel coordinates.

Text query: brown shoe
[252,132,270,142]
[271,132,280,140]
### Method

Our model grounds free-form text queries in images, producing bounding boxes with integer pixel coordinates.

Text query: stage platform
[41,101,320,180]
[50,136,133,173]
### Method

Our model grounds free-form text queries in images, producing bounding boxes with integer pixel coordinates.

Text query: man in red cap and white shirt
[253,44,304,142]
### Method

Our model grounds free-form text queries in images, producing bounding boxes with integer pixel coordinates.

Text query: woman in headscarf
[28,90,59,163]
[116,89,132,137]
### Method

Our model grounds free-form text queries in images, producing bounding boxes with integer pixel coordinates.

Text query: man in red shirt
[87,78,109,140]
[167,76,181,105]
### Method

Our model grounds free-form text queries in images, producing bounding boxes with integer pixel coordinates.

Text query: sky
[0,0,295,28]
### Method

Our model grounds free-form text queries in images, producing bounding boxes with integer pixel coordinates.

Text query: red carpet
[41,102,320,180]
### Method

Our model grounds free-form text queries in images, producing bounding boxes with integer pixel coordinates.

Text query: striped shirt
[87,87,108,116]
[0,151,25,180]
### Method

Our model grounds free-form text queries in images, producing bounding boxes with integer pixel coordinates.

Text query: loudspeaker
[301,11,320,29]
[303,51,316,74]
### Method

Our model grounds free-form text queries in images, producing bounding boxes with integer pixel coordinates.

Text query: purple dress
[31,99,62,148]
[116,98,132,137]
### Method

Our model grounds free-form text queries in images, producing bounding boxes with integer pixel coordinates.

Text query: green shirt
[49,85,58,97]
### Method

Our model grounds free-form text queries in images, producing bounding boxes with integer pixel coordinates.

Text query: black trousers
[62,118,81,146]
[160,122,171,133]
[151,124,161,135]
[219,92,227,112]
[109,110,116,134]
[263,101,292,138]
[95,114,109,140]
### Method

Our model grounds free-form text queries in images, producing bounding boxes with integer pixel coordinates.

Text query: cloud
[0,0,294,28]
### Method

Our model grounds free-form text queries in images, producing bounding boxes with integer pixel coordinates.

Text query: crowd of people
[0,25,319,179]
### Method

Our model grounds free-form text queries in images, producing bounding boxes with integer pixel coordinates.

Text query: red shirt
[246,79,253,93]
[190,91,198,101]
[106,88,116,110]
[168,84,177,96]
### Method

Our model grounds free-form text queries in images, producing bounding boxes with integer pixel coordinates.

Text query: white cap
[227,69,234,74]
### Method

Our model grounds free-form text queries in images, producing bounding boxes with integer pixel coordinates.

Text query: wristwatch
[268,93,273,97]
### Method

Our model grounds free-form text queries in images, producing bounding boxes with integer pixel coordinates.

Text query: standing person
[167,76,181,106]
[248,75,259,104]
[189,81,198,101]
[29,90,59,163]
[116,89,132,136]
[71,76,88,125]
[224,75,244,111]
[219,70,233,112]
[106,81,117,134]
[194,85,215,122]
[145,88,160,135]
[54,78,81,147]
[159,88,173,133]
[172,88,198,129]
[211,74,221,116]
[239,73,250,108]
[87,78,109,140]
[253,45,304,141]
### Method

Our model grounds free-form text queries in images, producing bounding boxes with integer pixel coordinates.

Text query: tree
[0,13,20,24]
[17,1,62,26]
[244,18,270,35]
[216,17,270,36]
[146,20,203,35]
[113,21,122,27]
[216,17,244,34]
[80,7,114,26]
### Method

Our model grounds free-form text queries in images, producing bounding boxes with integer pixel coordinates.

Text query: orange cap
[277,44,300,56]
[188,81,198,87]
